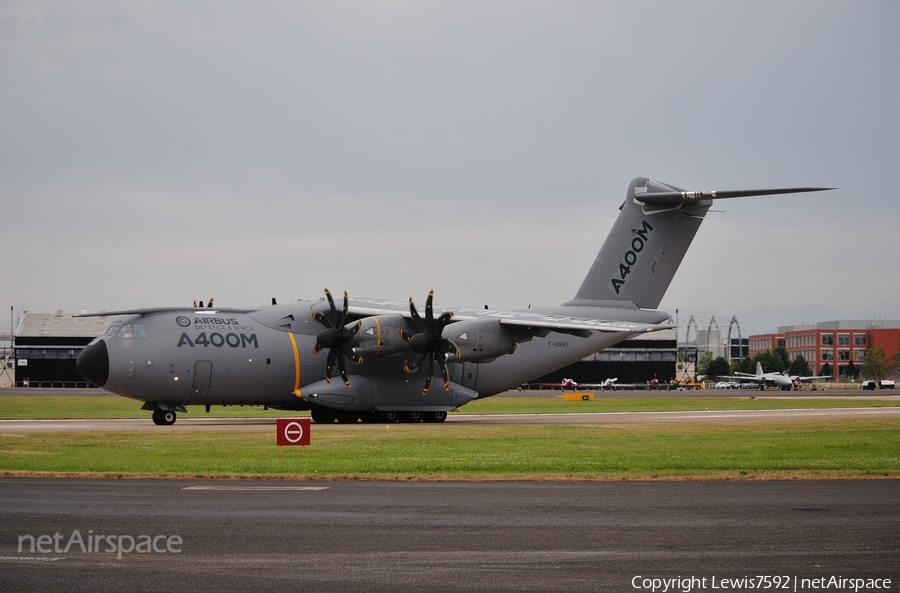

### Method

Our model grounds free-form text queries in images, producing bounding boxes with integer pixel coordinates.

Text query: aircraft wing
[492,315,662,334]
[717,375,765,383]
[795,375,831,382]
[75,306,259,318]
[347,299,666,335]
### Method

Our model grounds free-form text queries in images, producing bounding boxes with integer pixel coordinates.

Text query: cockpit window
[102,325,120,337]
[133,324,147,338]
[117,325,134,338]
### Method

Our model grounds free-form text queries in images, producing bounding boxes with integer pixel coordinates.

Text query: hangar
[531,329,677,385]
[13,311,119,388]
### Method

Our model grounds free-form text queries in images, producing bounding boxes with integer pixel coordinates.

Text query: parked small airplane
[547,377,617,389]
[721,363,830,390]
[75,178,830,424]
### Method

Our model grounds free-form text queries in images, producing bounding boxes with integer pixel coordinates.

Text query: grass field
[2,394,897,481]
[0,394,897,419]
[1,418,898,481]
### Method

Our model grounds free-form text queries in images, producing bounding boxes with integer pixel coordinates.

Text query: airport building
[749,320,900,380]
[13,311,119,388]
[531,329,678,385]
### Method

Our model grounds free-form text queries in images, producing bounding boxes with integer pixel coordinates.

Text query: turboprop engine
[350,315,414,358]
[350,314,534,365]
[443,318,534,363]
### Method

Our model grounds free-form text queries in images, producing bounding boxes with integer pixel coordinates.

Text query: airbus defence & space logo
[610,220,654,295]
[176,316,192,327]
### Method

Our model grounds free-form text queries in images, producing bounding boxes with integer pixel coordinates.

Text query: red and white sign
[276,418,311,446]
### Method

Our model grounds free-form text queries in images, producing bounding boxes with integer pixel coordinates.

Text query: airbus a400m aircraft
[75,178,829,425]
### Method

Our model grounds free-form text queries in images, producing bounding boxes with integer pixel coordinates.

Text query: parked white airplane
[722,363,829,390]
[558,377,618,389]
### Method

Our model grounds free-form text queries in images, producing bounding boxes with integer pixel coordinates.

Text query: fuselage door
[461,362,477,390]
[190,361,212,399]
[451,362,478,389]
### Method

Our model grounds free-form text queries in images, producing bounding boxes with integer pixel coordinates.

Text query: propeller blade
[340,291,349,327]
[434,311,454,336]
[425,290,434,328]
[435,339,459,360]
[436,355,450,392]
[409,297,423,331]
[422,357,434,395]
[311,312,332,329]
[337,351,350,387]
[325,348,338,384]
[342,342,363,364]
[324,289,337,322]
[404,353,427,374]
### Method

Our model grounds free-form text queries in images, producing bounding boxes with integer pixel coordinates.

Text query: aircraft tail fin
[566,178,833,310]
[756,362,764,377]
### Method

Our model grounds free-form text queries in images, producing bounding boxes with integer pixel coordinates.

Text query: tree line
[697,346,900,381]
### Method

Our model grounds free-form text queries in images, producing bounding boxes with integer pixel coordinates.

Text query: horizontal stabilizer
[635,186,834,205]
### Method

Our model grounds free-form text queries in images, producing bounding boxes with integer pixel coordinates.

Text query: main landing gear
[310,407,448,424]
[152,409,177,426]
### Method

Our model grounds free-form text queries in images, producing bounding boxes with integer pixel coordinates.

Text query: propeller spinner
[311,289,363,386]
[400,290,460,395]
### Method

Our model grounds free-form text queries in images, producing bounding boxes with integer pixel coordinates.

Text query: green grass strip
[2,418,897,480]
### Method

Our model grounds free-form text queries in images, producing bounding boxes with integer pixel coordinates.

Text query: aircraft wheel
[376,411,399,423]
[335,411,360,424]
[311,407,336,424]
[399,411,423,423]
[423,411,447,423]
[151,410,163,425]
[159,410,177,425]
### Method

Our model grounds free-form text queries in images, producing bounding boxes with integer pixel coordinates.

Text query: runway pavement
[0,478,897,592]
[1,405,899,432]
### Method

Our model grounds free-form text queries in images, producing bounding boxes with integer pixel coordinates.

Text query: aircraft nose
[76,340,109,387]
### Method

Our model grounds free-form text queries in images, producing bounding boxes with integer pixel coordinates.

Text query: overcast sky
[2,1,899,337]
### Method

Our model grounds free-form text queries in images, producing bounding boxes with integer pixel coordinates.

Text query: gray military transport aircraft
[75,178,830,425]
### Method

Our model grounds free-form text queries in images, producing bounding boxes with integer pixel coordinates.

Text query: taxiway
[1,478,897,592]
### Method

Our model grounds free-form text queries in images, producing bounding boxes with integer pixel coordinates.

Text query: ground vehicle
[862,380,894,390]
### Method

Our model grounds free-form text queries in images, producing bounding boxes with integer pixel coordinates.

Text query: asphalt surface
[1,405,899,433]
[1,479,897,592]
